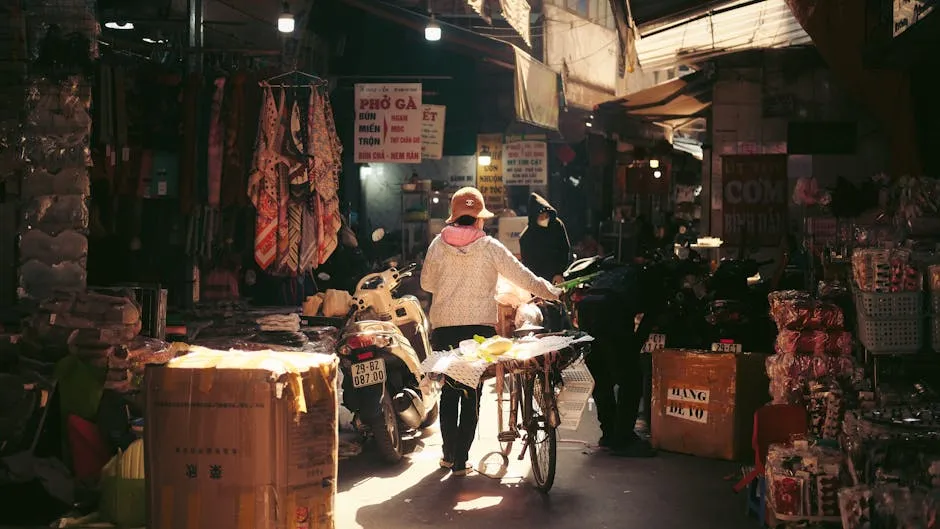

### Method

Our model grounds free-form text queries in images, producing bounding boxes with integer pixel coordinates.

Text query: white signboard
[665,403,709,424]
[894,0,936,36]
[421,104,446,160]
[664,383,710,423]
[354,83,422,164]
[503,141,548,186]
[642,333,666,353]
[498,216,528,257]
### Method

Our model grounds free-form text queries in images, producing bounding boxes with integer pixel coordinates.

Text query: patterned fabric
[248,82,344,275]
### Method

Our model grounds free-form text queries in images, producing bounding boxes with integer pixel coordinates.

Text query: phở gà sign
[354,83,422,164]
[721,154,788,247]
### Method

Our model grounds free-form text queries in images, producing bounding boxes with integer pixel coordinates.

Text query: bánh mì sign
[721,154,788,246]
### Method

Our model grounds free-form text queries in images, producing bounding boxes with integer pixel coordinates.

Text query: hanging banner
[503,141,548,186]
[421,104,446,160]
[476,133,505,209]
[893,0,936,36]
[720,154,788,246]
[500,0,531,46]
[513,46,559,131]
[354,83,422,164]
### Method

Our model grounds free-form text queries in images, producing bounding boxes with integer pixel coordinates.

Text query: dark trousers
[431,325,495,467]
[586,329,643,444]
[639,352,652,423]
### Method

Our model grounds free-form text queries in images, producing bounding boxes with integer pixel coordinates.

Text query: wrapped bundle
[766,353,860,404]
[775,330,852,356]
[771,299,845,331]
[929,264,940,292]
[769,290,811,320]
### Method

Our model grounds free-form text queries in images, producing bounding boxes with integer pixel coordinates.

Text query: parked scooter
[336,259,439,464]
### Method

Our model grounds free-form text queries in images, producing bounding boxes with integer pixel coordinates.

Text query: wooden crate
[651,349,770,461]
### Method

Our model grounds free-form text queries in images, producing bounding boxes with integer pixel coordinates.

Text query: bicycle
[490,341,584,493]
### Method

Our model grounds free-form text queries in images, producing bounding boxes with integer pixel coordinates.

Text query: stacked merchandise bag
[929,265,940,352]
[256,313,308,348]
[767,290,867,439]
[852,249,923,353]
[765,440,844,522]
[18,291,173,392]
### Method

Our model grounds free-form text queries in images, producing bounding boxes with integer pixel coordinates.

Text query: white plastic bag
[495,276,532,307]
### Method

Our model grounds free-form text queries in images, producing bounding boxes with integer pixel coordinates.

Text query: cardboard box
[651,349,769,461]
[145,347,339,529]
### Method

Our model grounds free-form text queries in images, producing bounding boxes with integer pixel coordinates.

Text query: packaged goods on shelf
[839,484,940,529]
[842,406,940,489]
[766,442,844,521]
[145,348,339,529]
[929,265,940,292]
[852,249,921,293]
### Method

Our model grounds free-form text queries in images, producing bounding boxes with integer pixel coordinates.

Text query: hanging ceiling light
[278,2,295,33]
[477,146,492,166]
[649,159,660,169]
[425,14,442,41]
[104,21,134,30]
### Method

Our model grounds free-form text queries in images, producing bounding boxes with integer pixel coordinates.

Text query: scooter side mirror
[372,228,386,242]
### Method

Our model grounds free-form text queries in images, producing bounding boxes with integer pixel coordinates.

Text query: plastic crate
[854,290,922,319]
[857,311,922,354]
[556,359,595,431]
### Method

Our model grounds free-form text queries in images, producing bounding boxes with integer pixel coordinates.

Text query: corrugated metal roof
[629,0,726,26]
[635,0,812,71]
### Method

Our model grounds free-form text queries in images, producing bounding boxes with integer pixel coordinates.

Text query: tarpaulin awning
[635,0,811,71]
[597,70,713,121]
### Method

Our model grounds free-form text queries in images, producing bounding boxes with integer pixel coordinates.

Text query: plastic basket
[854,289,922,319]
[556,359,595,431]
[857,311,922,354]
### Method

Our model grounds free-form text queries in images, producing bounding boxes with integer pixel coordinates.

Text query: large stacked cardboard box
[145,347,339,529]
[651,349,770,461]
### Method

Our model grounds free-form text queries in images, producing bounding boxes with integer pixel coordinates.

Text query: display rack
[401,189,430,262]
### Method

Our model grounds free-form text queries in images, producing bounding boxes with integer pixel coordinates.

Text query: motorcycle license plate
[643,334,666,353]
[711,342,742,353]
[351,359,386,388]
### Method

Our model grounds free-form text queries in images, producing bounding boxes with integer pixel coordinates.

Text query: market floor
[336,382,757,529]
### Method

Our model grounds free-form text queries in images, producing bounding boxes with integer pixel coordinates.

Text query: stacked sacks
[18,292,173,392]
[17,75,92,302]
[766,290,867,439]
[255,313,308,348]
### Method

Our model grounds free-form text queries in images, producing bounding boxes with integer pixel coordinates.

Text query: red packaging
[775,330,852,356]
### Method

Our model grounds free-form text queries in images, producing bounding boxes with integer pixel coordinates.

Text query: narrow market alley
[336,381,753,529]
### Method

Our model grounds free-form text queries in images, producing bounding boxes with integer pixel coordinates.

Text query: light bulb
[654,170,662,179]
[278,3,295,33]
[478,154,492,166]
[649,159,660,169]
[425,15,441,41]
[105,22,134,30]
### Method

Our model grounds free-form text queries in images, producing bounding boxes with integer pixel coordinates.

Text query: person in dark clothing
[315,221,370,293]
[577,265,655,457]
[519,193,571,284]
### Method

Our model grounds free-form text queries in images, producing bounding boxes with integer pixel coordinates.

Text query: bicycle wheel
[524,371,557,492]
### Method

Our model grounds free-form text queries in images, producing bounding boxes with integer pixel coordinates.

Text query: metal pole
[187,0,204,73]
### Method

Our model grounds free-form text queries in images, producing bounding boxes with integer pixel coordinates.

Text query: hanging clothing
[206,77,226,207]
[247,81,344,277]
[220,73,247,208]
